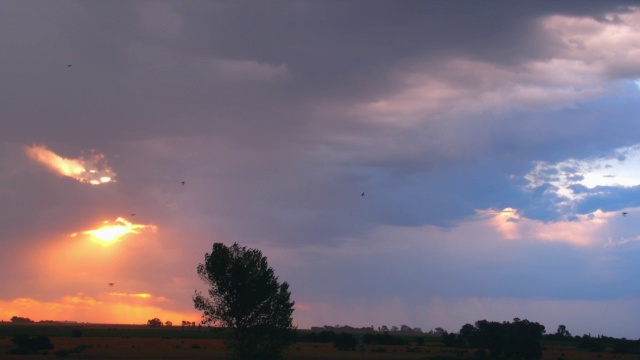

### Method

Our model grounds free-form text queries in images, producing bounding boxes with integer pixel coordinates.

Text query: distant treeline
[5,316,78,324]
[298,330,423,352]
[440,318,640,357]
[310,324,427,334]
[303,319,640,357]
[299,330,419,345]
[563,335,640,355]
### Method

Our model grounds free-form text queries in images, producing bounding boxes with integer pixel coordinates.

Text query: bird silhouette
[181,181,186,186]
[67,64,72,67]
[131,213,135,216]
[623,212,628,216]
[361,192,365,196]
[108,283,115,287]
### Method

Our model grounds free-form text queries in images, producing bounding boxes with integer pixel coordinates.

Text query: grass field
[1,323,639,359]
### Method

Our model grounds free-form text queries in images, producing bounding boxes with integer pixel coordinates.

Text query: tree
[556,324,572,338]
[457,318,545,360]
[147,318,163,327]
[165,321,173,327]
[433,327,447,336]
[193,242,296,360]
[10,316,34,323]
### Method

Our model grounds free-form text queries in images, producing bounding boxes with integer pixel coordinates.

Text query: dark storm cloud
[176,1,634,89]
[1,0,635,148]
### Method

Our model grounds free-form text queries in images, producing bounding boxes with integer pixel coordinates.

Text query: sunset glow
[77,218,157,244]
[25,145,116,185]
[0,296,199,325]
[107,292,152,299]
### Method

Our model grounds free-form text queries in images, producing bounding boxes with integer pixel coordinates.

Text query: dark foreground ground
[0,323,637,359]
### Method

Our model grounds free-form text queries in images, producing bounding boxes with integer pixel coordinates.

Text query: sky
[2,0,640,338]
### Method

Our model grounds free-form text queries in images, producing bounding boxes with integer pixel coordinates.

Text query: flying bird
[67,64,72,67]
[108,283,115,287]
[361,192,365,197]
[623,212,628,216]
[131,213,135,216]
[181,181,185,186]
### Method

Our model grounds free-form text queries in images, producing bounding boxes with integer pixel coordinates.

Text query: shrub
[475,349,489,359]
[9,334,54,354]
[54,344,91,357]
[333,333,357,351]
[55,349,73,357]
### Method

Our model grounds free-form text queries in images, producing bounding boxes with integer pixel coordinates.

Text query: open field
[2,323,640,359]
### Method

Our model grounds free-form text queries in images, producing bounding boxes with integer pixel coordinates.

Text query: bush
[54,344,91,357]
[55,349,73,357]
[578,336,606,353]
[333,332,356,351]
[475,349,489,359]
[368,332,407,345]
[9,334,54,354]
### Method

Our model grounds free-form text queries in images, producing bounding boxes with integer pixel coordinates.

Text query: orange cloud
[478,208,612,246]
[294,303,311,311]
[106,292,169,302]
[25,144,116,185]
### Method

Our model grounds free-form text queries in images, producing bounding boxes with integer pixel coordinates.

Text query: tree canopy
[10,316,34,323]
[193,242,295,359]
[445,318,546,360]
[147,318,163,327]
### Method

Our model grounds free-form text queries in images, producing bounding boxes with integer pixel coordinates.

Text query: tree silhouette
[457,318,545,359]
[193,242,295,360]
[556,324,572,338]
[147,318,163,327]
[10,316,34,323]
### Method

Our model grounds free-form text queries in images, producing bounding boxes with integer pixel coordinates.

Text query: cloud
[349,7,640,130]
[25,145,116,185]
[137,1,183,40]
[478,207,613,246]
[524,145,640,217]
[542,8,640,80]
[106,292,169,302]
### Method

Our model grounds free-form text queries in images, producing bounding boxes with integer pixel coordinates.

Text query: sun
[85,224,132,243]
[79,217,156,244]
